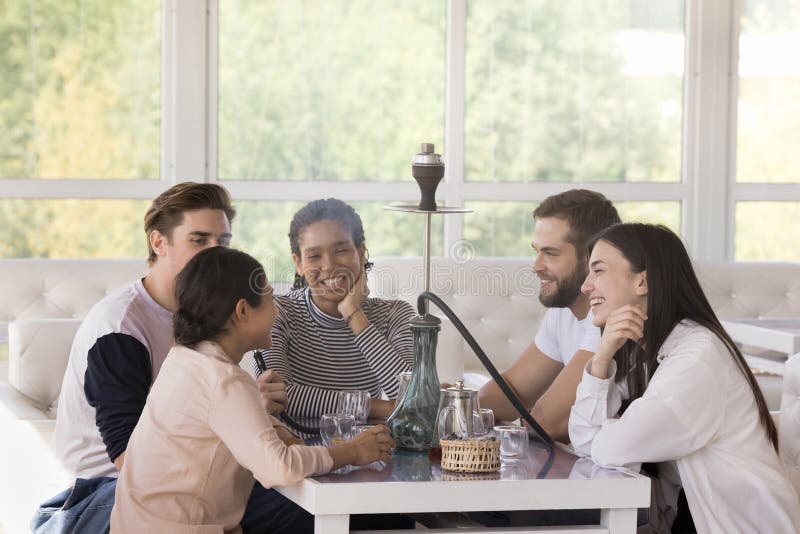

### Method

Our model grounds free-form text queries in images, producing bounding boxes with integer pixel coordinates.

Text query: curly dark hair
[288,198,373,290]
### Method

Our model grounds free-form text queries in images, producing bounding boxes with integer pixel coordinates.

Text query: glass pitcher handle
[437,405,454,440]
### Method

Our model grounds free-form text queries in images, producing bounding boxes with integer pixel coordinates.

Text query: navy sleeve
[84,333,153,463]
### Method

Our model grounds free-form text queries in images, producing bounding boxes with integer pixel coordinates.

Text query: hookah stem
[416,292,555,448]
[253,350,320,436]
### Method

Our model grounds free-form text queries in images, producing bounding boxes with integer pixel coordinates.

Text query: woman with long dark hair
[250,198,415,420]
[570,223,800,533]
[110,247,393,532]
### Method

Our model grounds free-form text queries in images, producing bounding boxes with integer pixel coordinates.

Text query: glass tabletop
[309,439,635,484]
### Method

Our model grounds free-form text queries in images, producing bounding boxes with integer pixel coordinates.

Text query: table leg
[601,508,637,533]
[314,514,350,534]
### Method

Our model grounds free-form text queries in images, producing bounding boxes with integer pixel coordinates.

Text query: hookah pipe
[416,292,554,449]
[253,350,320,436]
[253,305,555,477]
[412,294,557,480]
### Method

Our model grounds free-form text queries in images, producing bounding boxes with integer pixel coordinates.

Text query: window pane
[465,1,684,183]
[463,200,680,256]
[0,1,161,179]
[234,201,443,282]
[736,202,800,260]
[737,1,800,183]
[0,199,150,257]
[218,1,445,181]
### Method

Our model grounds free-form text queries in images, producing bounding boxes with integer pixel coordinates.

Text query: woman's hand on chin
[591,305,647,378]
[338,268,369,318]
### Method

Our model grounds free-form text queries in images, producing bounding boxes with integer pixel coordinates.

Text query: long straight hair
[589,223,778,452]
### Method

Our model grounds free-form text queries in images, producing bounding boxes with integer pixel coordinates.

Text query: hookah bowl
[412,142,445,211]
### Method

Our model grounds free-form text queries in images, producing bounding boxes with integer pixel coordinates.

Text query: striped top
[254,288,416,418]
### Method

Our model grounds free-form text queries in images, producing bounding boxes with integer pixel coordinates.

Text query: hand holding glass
[336,390,371,424]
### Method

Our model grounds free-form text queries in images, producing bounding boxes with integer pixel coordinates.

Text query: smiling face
[581,239,648,327]
[292,219,365,314]
[531,217,586,309]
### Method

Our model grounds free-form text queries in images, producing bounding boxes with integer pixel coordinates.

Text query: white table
[721,318,800,375]
[274,442,650,534]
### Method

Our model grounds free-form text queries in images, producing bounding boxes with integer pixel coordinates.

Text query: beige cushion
[0,258,148,343]
[8,319,82,412]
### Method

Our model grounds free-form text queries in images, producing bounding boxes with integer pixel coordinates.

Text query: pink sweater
[111,341,332,533]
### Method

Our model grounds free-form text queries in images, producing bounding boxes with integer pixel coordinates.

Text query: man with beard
[479,189,620,443]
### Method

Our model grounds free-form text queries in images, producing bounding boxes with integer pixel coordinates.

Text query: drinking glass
[493,425,529,459]
[477,408,494,436]
[500,458,532,480]
[320,413,356,446]
[336,390,371,424]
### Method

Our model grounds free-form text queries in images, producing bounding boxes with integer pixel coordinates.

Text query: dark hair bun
[172,247,267,347]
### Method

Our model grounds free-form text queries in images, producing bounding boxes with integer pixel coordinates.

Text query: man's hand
[256,370,288,415]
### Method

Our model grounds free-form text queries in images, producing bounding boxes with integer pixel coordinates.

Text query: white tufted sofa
[369,258,800,389]
[1,257,799,532]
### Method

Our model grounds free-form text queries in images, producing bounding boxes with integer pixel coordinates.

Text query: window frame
[0,0,796,262]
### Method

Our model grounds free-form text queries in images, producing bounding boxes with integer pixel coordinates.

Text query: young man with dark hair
[479,189,621,442]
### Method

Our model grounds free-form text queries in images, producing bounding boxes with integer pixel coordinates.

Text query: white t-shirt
[534,308,600,366]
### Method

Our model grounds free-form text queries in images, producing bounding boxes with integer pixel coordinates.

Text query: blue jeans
[32,479,413,534]
[31,477,116,534]
[31,479,300,534]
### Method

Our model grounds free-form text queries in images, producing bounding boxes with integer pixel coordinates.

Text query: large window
[0,1,160,179]
[0,1,798,268]
[734,0,800,261]
[464,1,684,183]
[218,1,445,182]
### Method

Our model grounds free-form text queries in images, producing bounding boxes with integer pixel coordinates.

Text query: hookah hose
[253,350,320,436]
[417,292,555,448]
[253,293,557,456]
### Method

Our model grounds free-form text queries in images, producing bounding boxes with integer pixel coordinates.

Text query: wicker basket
[440,438,501,473]
[441,470,501,481]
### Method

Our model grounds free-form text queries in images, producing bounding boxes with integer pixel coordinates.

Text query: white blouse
[569,320,800,534]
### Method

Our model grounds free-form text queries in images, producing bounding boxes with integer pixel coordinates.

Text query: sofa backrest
[0,258,151,343]
[3,256,799,415]
[369,257,543,378]
[369,257,800,377]
[0,259,150,411]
